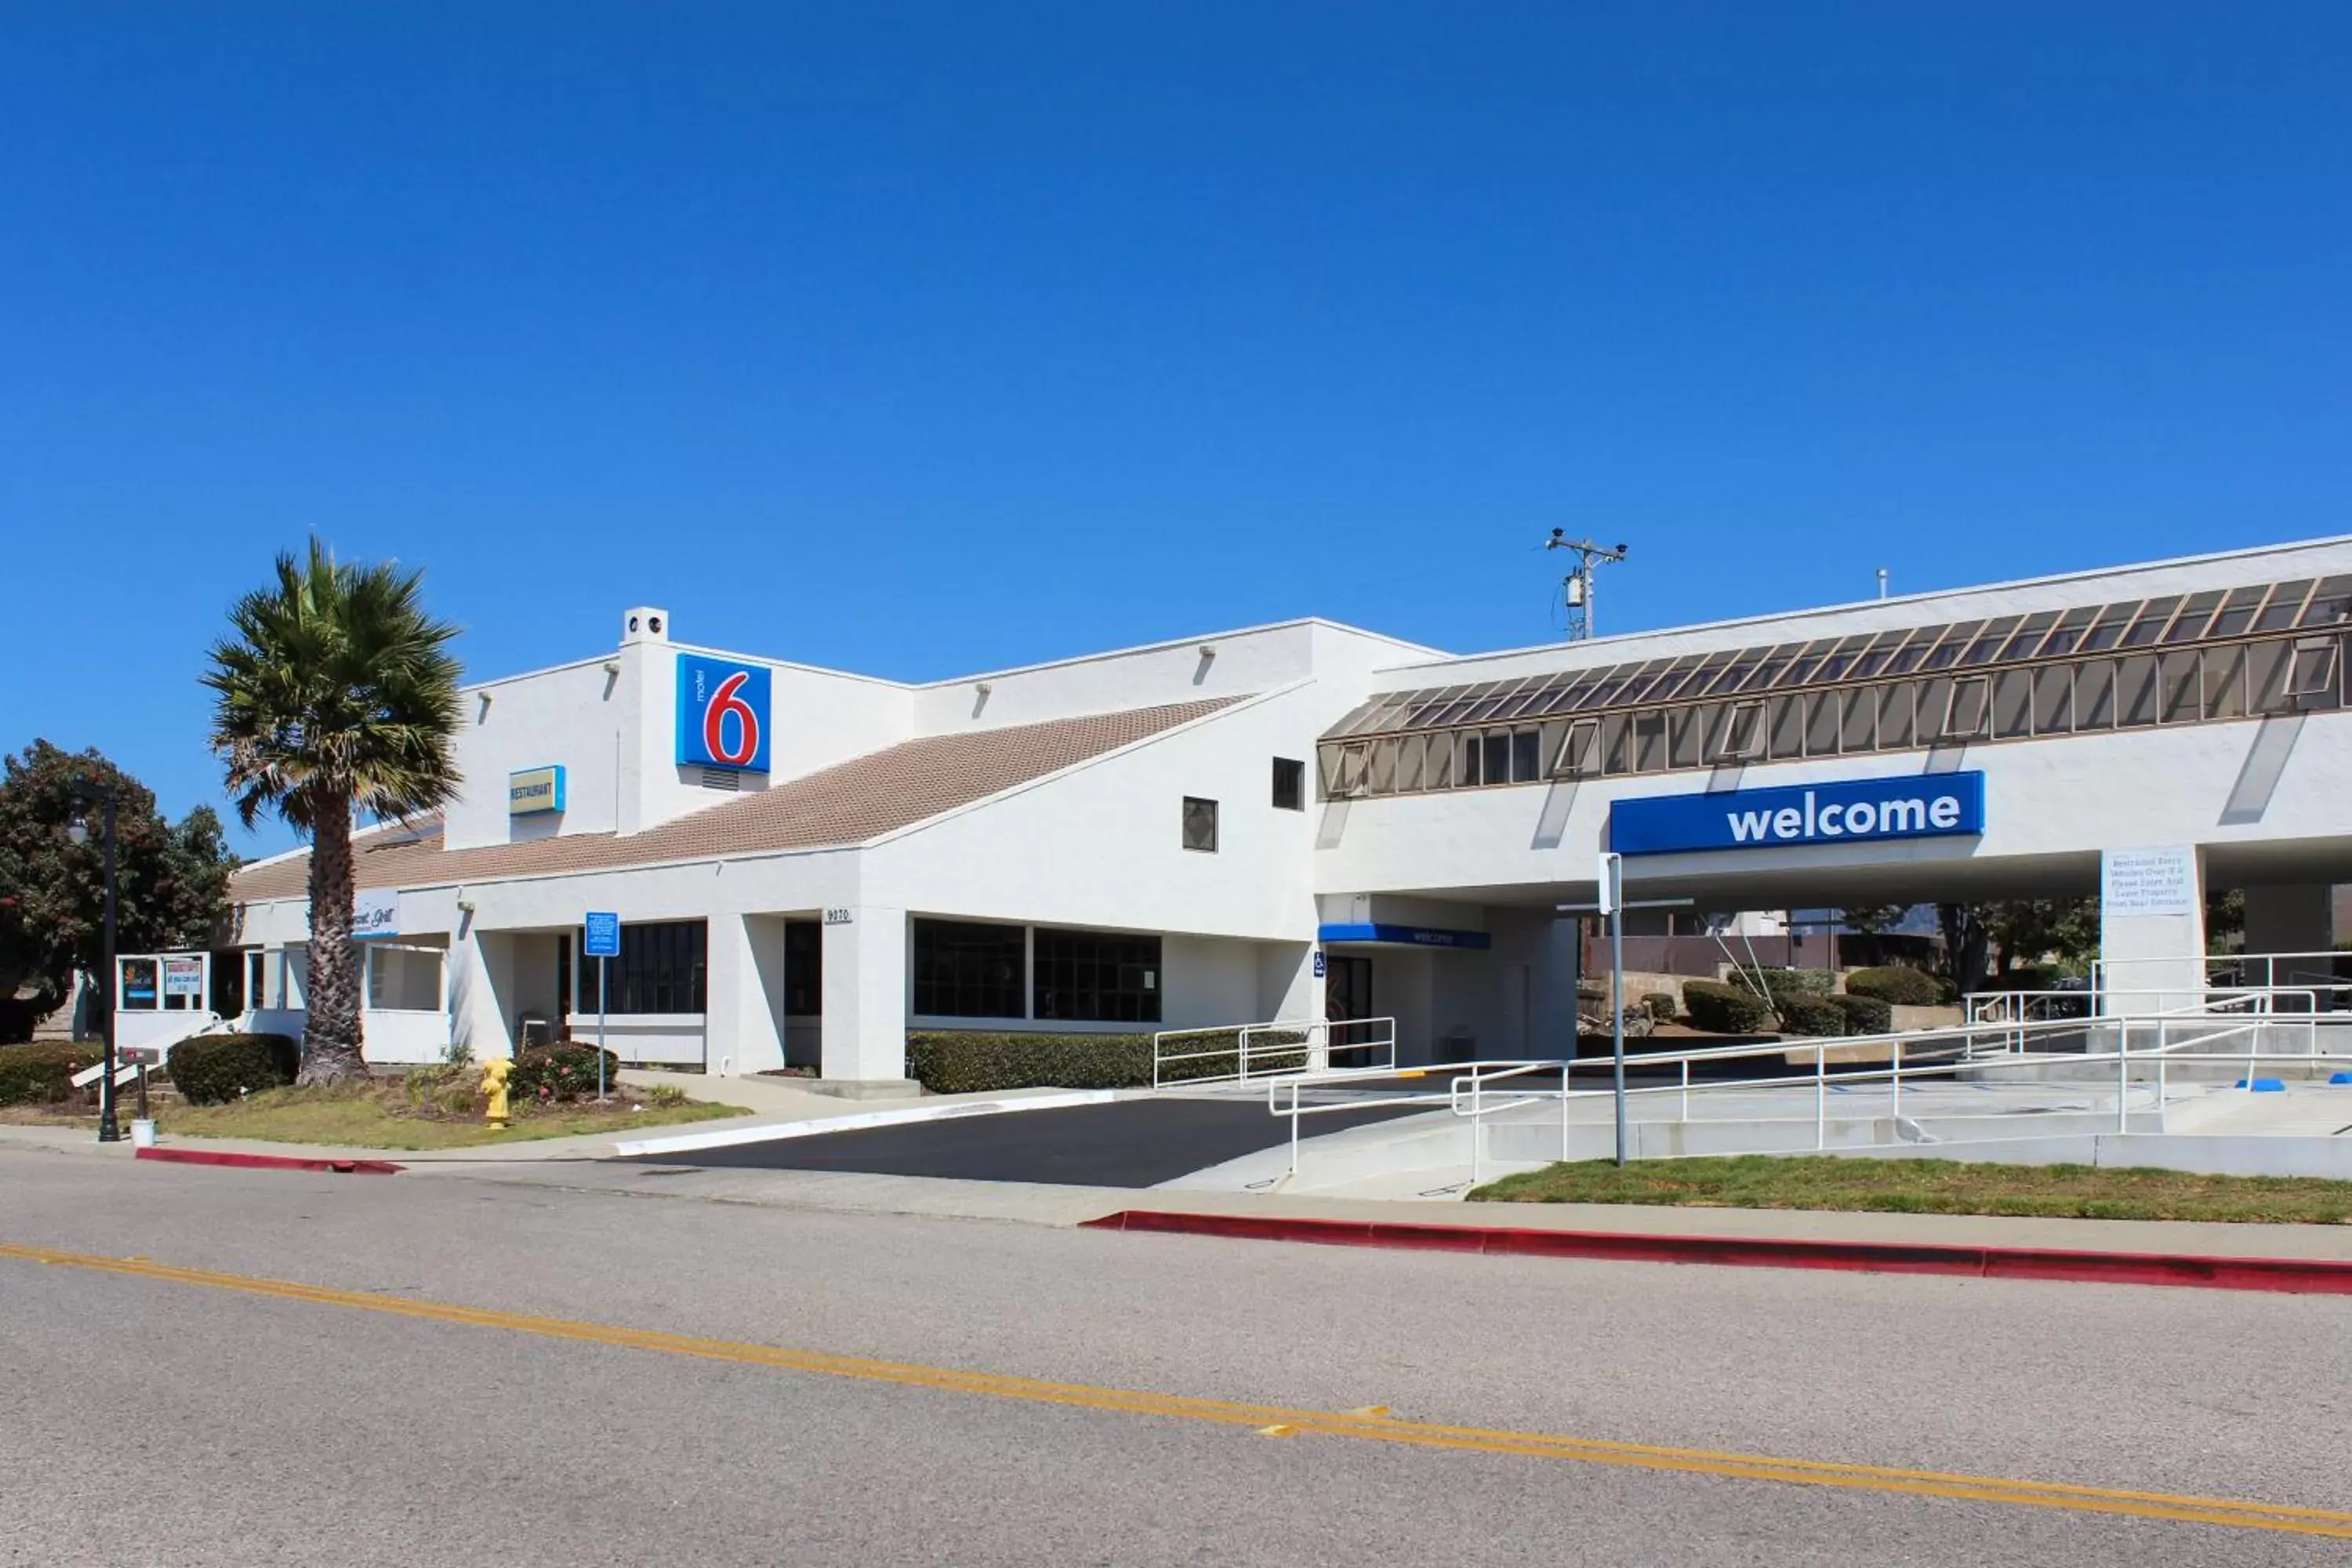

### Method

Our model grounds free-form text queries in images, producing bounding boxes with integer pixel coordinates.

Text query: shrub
[908,1031,1153,1094]
[1777,994,1849,1036]
[1844,967,1949,1007]
[167,1033,299,1105]
[1681,979,1776,1036]
[0,1042,101,1105]
[1750,967,1834,1001]
[1640,991,1679,1022]
[642,1083,690,1109]
[510,1042,621,1103]
[1830,993,1893,1035]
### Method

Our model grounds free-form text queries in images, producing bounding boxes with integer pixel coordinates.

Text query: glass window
[785,920,822,1015]
[2117,654,2161,726]
[1181,797,1219,851]
[365,942,445,1012]
[1804,691,1839,754]
[1510,728,1541,782]
[2042,606,2096,658]
[1481,731,1512,785]
[1558,718,1601,776]
[2210,586,2264,639]
[1456,732,1482,786]
[2163,591,2225,644]
[1941,677,1989,739]
[2082,601,2138,652]
[579,920,706,1014]
[1839,688,1877,752]
[1272,757,1305,811]
[1716,702,1766,760]
[1992,671,2033,738]
[2291,638,2340,702]
[1629,713,1668,773]
[1425,733,1455,788]
[2122,597,2180,648]
[2032,666,2074,733]
[246,949,267,1011]
[1033,928,1161,1024]
[2201,646,2247,720]
[2158,650,2201,721]
[2247,641,2292,713]
[913,920,1025,1018]
[2078,660,2117,728]
[1367,740,1398,795]
[2257,581,2312,632]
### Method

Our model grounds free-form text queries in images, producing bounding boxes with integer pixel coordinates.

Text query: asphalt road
[633,1094,1428,1185]
[3,1147,2350,1566]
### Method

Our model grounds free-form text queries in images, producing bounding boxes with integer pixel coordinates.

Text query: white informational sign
[162,956,205,997]
[354,887,401,939]
[2101,846,2198,917]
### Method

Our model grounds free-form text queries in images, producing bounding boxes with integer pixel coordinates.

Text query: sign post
[583,912,620,1102]
[1559,866,1692,1169]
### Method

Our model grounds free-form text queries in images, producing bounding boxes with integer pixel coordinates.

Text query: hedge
[0,1042,101,1105]
[1830,993,1894,1035]
[1640,991,1679,1022]
[1750,967,1834,1001]
[510,1042,622,1103]
[1777,994,1849,1037]
[1844,967,1951,1007]
[905,1029,1312,1094]
[167,1033,299,1105]
[1681,979,1776,1036]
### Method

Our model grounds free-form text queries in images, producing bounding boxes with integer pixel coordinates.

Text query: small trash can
[129,1119,158,1149]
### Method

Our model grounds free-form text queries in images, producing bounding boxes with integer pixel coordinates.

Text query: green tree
[0,741,237,1041]
[1983,898,2101,978]
[202,540,463,1083]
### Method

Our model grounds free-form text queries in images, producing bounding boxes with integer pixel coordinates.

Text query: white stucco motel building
[213,534,2352,1087]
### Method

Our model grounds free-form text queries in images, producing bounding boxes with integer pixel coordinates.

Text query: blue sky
[5,4,2349,855]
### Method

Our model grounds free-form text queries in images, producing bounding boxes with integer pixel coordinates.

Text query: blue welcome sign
[1610,772,1985,857]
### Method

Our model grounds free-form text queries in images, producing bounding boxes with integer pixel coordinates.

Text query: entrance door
[1324,955,1374,1065]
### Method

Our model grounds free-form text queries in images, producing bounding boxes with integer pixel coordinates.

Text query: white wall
[908,619,1438,735]
[447,658,625,850]
[1319,710,2352,906]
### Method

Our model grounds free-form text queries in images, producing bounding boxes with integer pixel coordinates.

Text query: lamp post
[1560,855,1693,1167]
[67,777,121,1143]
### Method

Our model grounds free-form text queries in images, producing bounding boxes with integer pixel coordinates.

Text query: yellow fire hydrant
[481,1057,513,1130]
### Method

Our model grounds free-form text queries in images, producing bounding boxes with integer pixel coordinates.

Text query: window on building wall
[578,920,707,1014]
[784,920,822,1015]
[1182,797,1219,852]
[913,920,1025,1018]
[245,949,267,1011]
[365,942,446,1012]
[1033,928,1162,1023]
[1272,757,1305,811]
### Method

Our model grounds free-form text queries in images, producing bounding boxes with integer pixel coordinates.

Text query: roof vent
[622,606,671,645]
[699,768,739,792]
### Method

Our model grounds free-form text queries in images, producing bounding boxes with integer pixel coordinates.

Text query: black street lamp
[67,777,121,1144]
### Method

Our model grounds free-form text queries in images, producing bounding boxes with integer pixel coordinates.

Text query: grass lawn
[1468,1155,2352,1225]
[5,1083,749,1152]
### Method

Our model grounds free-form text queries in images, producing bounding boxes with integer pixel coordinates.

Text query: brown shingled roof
[229,697,1237,903]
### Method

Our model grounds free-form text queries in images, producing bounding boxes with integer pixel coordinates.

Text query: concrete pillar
[705,912,787,1076]
[2098,846,2206,1014]
[449,927,516,1061]
[820,907,913,1088]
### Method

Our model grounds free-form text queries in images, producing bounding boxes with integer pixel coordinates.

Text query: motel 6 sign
[677,653,772,773]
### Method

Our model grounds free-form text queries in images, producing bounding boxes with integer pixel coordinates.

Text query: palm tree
[202,539,463,1084]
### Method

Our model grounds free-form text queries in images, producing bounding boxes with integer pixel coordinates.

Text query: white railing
[1259,992,2332,1184]
[1151,1016,1396,1088]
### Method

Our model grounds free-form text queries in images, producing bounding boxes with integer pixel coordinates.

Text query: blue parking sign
[583,912,621,958]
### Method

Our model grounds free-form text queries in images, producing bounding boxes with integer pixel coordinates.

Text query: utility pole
[1545,530,1629,641]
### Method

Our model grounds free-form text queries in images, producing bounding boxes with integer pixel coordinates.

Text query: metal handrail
[1261,992,2332,1182]
[1152,1015,1397,1088]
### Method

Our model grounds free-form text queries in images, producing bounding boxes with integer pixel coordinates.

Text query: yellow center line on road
[7,1240,2349,1541]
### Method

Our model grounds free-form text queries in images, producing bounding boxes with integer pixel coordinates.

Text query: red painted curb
[1079,1210,2352,1296]
[135,1148,403,1175]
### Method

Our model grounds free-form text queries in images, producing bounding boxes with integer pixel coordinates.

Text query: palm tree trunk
[300,795,368,1085]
